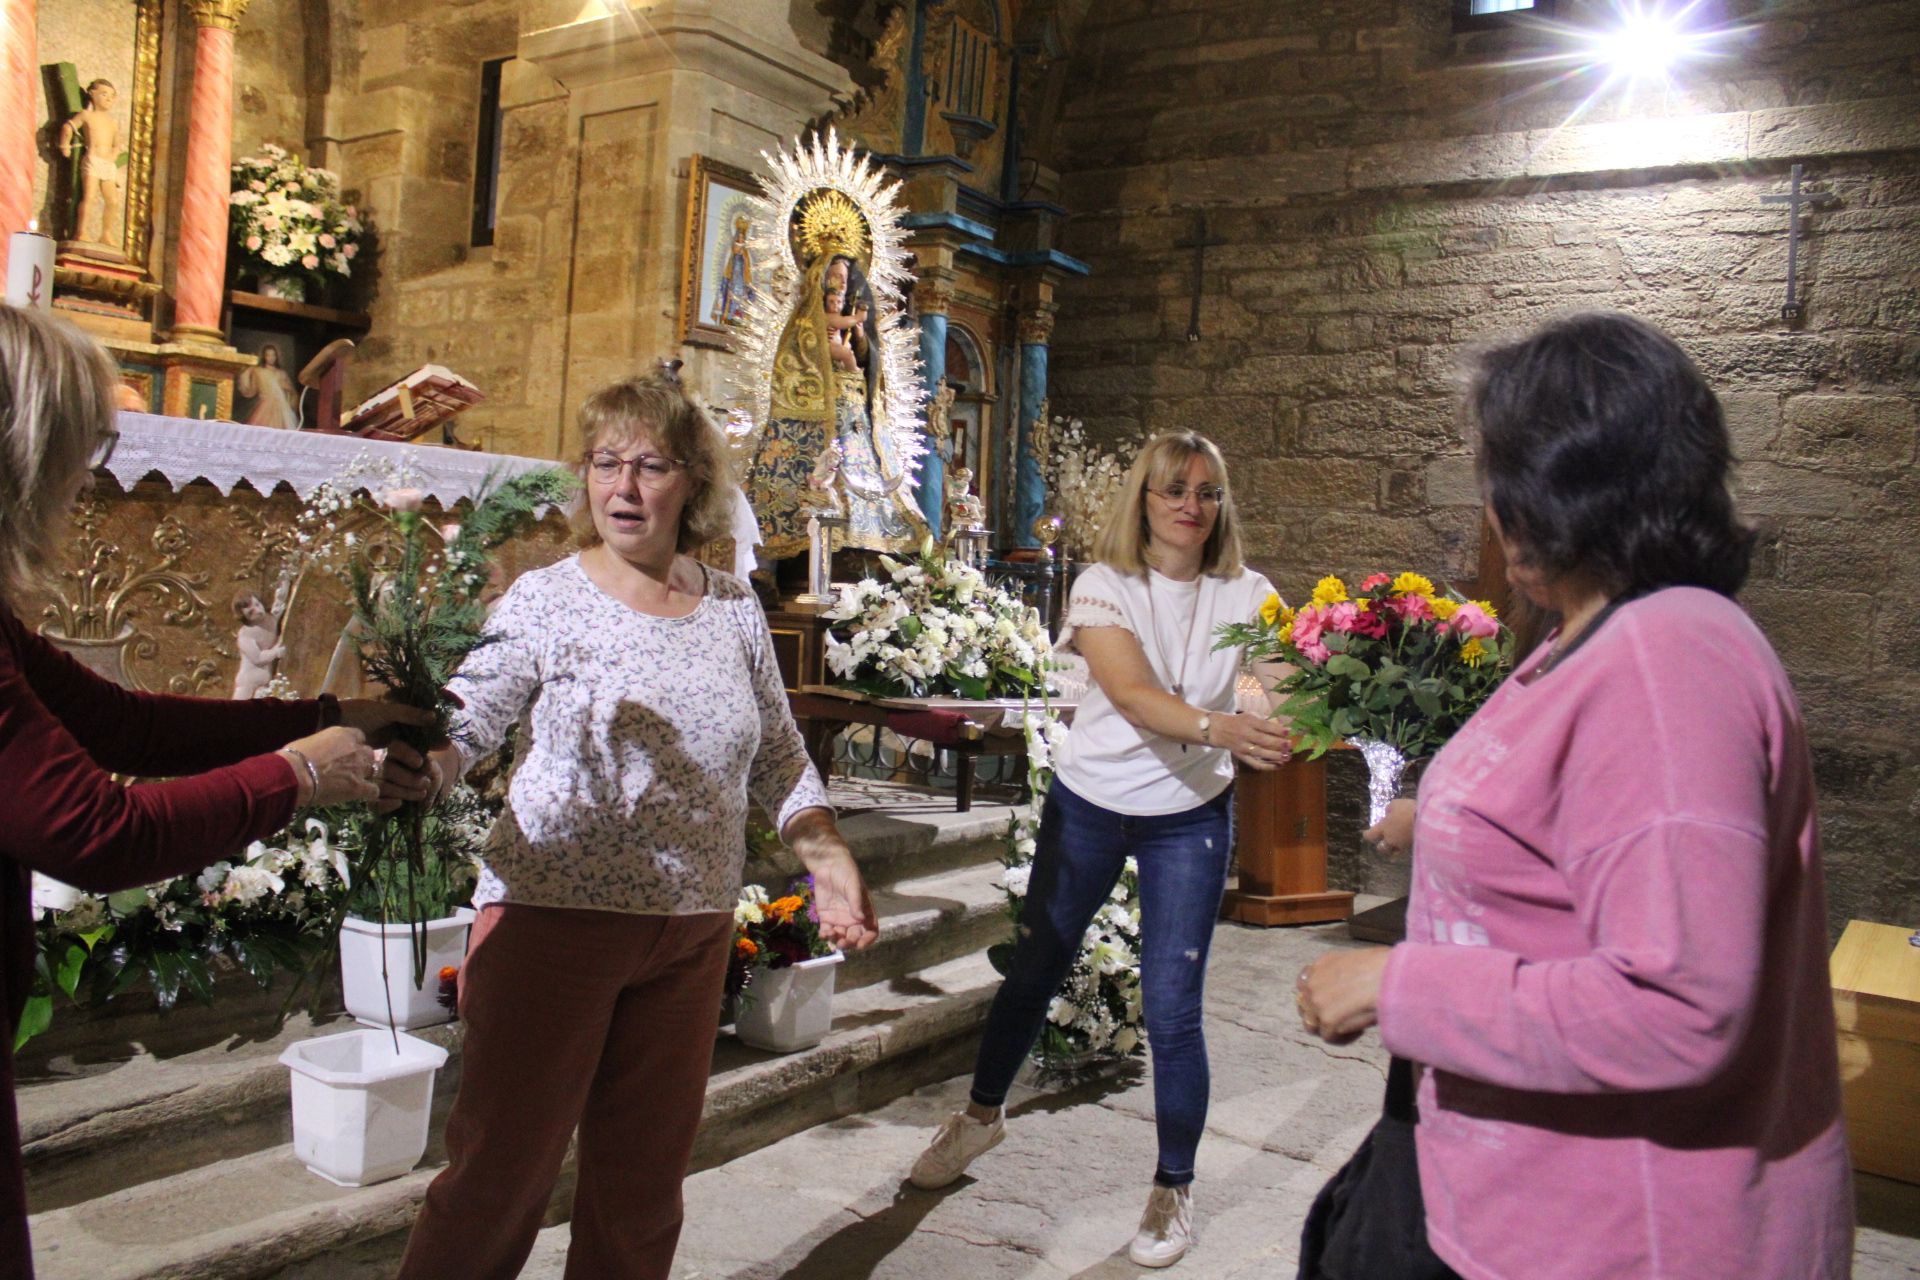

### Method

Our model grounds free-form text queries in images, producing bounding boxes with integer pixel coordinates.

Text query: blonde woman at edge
[908,430,1294,1268]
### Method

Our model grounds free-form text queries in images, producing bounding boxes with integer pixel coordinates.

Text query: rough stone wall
[1048,0,1920,930]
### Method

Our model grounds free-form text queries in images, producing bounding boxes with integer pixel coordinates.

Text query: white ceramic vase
[280,1027,449,1186]
[338,908,474,1030]
[733,951,844,1053]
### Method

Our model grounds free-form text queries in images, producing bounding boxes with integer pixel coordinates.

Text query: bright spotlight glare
[1585,6,1707,81]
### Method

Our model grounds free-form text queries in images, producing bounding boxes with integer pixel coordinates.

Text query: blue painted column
[1013,309,1053,548]
[916,305,948,537]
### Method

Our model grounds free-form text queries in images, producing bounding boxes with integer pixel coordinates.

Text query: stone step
[744,797,1016,894]
[18,858,1013,1215]
[16,792,1017,1079]
[29,952,1003,1280]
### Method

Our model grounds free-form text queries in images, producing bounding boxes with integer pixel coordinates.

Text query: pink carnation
[343,243,358,259]
[1325,601,1361,633]
[245,235,263,251]
[1451,602,1499,640]
[381,487,426,513]
[319,233,336,249]
[1359,572,1392,592]
[1291,605,1329,657]
[249,179,267,192]
[1389,593,1434,623]
[260,215,281,232]
[300,253,320,269]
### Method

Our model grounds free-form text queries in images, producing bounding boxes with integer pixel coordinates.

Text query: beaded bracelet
[281,747,321,802]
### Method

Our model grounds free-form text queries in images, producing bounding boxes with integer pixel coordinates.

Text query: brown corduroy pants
[396,902,733,1280]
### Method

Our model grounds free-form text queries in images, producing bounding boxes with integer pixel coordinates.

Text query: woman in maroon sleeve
[0,305,437,1277]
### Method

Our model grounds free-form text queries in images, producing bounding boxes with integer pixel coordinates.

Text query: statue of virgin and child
[744,190,925,560]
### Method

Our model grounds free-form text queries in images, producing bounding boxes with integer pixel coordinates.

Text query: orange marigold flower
[769,895,806,921]
[734,937,759,958]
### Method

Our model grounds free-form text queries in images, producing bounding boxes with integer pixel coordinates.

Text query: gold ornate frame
[678,154,762,351]
[36,0,163,267]
[123,0,163,266]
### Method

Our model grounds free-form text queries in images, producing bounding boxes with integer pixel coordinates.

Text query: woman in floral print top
[398,364,878,1280]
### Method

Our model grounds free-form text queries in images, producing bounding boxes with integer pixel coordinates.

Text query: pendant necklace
[1148,571,1203,750]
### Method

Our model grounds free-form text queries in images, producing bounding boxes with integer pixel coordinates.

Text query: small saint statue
[56,78,125,249]
[946,465,986,532]
[232,588,287,699]
[803,437,847,515]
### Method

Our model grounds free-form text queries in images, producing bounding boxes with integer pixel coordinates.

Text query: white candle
[6,222,56,312]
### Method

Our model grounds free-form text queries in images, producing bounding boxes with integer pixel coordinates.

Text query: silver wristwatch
[1196,712,1212,745]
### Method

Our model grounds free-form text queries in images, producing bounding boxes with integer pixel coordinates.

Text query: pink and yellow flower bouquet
[1215,572,1512,761]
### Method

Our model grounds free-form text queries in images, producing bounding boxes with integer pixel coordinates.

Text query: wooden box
[1220,756,1354,927]
[1830,919,1920,1184]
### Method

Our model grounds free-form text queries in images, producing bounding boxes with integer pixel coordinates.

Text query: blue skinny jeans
[969,778,1234,1188]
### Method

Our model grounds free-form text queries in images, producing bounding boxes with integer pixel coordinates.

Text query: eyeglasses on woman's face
[585,450,686,489]
[88,429,119,470]
[1147,482,1224,509]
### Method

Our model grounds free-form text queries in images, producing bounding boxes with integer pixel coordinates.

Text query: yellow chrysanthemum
[1459,637,1487,667]
[1471,599,1498,618]
[1311,576,1349,607]
[1276,605,1298,633]
[1430,597,1461,622]
[1392,572,1435,598]
[1258,593,1283,625]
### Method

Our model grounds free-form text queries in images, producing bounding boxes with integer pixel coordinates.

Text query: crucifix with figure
[1760,163,1838,326]
[1174,211,1227,342]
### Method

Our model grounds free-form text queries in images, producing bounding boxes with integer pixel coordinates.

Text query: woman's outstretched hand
[783,807,880,951]
[1297,946,1392,1045]
[280,727,380,808]
[1364,798,1416,858]
[1212,712,1294,771]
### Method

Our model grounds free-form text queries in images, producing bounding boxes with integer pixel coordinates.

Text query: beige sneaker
[1128,1183,1194,1268]
[908,1108,1005,1189]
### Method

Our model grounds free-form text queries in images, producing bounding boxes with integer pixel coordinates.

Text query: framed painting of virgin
[678,154,763,350]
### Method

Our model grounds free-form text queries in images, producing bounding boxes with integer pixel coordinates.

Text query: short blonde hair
[0,306,118,611]
[571,364,735,554]
[1091,430,1246,578]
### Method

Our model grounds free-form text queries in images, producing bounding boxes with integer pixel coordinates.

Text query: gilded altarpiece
[23,481,572,700]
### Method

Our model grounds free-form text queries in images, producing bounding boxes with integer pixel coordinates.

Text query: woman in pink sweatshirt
[1297,312,1854,1280]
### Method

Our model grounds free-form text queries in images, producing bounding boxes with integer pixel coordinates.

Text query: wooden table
[789,687,1075,812]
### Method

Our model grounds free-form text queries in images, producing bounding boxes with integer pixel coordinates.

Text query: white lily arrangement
[823,541,1050,700]
[228,142,365,301]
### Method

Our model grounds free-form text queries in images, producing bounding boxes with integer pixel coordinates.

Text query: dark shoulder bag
[1296,1056,1455,1280]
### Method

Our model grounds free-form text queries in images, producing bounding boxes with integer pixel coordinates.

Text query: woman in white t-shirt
[909,430,1293,1268]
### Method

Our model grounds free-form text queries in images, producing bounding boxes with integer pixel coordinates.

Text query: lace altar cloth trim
[105,414,559,506]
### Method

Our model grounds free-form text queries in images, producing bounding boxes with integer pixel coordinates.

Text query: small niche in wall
[470,56,512,248]
[1452,0,1556,31]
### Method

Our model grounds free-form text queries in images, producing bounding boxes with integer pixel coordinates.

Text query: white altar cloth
[104,413,561,508]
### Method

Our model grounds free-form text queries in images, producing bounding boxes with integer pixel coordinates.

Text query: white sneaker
[908,1108,1005,1189]
[1128,1183,1194,1268]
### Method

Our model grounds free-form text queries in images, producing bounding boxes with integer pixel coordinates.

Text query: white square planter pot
[339,908,474,1030]
[733,951,843,1053]
[280,1028,449,1187]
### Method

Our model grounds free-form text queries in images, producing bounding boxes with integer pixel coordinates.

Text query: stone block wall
[1048,0,1920,931]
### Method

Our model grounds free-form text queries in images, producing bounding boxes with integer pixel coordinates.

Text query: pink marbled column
[173,19,235,339]
[0,0,37,278]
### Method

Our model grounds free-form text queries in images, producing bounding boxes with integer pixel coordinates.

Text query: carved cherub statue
[803,437,846,514]
[232,587,287,699]
[946,465,986,531]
